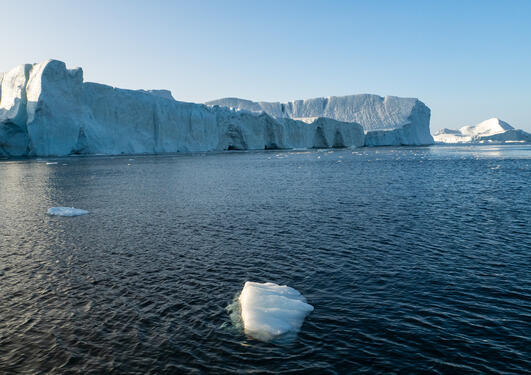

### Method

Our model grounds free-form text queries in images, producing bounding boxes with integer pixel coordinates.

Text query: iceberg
[47,207,89,216]
[206,95,434,146]
[0,60,365,157]
[238,281,314,342]
[433,118,531,144]
[0,59,431,157]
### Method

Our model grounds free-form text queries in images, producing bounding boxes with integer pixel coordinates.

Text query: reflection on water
[0,145,530,374]
[428,144,531,159]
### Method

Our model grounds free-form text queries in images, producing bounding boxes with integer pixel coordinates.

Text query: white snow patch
[292,116,319,124]
[47,207,89,216]
[238,281,313,342]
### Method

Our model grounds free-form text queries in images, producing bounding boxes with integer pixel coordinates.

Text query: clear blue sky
[1,0,530,132]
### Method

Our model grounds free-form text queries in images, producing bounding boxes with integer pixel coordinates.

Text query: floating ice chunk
[238,281,313,342]
[47,207,89,216]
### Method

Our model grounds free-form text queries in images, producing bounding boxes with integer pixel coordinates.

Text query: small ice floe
[236,281,313,342]
[47,207,90,217]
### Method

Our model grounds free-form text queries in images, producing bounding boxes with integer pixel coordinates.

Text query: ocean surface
[1,145,530,374]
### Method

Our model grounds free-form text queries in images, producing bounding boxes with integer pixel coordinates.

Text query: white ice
[238,281,314,342]
[433,118,531,144]
[47,207,89,216]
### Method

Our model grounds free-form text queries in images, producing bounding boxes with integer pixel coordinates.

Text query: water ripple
[0,145,530,374]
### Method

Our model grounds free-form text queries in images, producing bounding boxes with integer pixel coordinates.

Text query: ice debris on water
[237,281,313,342]
[47,207,89,216]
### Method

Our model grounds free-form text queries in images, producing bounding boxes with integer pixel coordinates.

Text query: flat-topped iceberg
[0,59,431,157]
[47,207,89,216]
[207,95,434,146]
[433,118,531,144]
[0,60,366,157]
[238,281,314,342]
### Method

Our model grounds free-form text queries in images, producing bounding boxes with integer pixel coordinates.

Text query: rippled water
[1,145,530,374]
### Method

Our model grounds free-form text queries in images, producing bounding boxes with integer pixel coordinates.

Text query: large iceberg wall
[0,64,34,155]
[433,118,531,144]
[0,60,364,157]
[206,95,433,146]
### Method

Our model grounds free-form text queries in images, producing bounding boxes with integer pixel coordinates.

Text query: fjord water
[1,145,530,374]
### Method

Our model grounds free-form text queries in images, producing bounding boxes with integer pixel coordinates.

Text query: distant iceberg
[433,118,531,144]
[0,59,432,157]
[47,207,89,216]
[207,95,434,146]
[238,281,314,342]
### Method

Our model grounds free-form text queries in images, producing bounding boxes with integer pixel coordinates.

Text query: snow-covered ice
[433,118,531,144]
[238,281,314,342]
[47,207,89,216]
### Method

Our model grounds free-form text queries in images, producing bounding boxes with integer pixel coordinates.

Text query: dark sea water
[0,145,530,374]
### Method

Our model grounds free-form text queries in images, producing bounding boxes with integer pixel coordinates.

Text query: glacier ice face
[0,59,366,156]
[238,281,314,342]
[0,64,34,156]
[206,95,434,146]
[47,207,89,216]
[0,59,433,156]
[433,118,531,144]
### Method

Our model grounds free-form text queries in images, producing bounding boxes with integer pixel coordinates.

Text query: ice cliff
[0,60,366,157]
[433,118,531,144]
[0,59,430,157]
[206,95,433,146]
